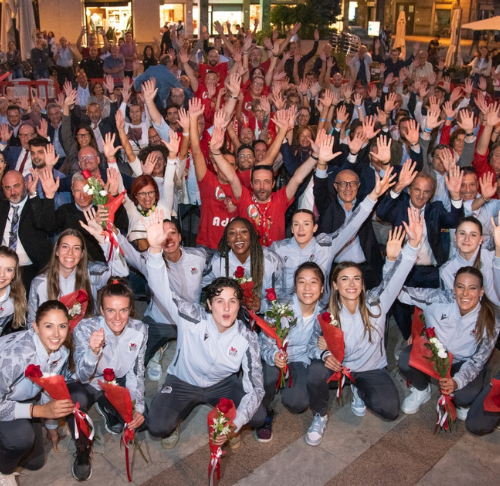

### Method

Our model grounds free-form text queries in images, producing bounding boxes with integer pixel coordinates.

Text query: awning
[461,16,500,30]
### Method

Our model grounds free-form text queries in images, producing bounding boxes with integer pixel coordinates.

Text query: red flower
[425,328,437,339]
[217,398,232,414]
[25,364,42,379]
[76,290,89,304]
[234,266,245,279]
[265,287,277,302]
[103,368,115,382]
[321,312,332,322]
[81,169,92,180]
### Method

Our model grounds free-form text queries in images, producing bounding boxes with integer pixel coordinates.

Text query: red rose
[81,169,92,180]
[425,328,436,339]
[25,364,42,379]
[320,312,332,322]
[218,397,232,414]
[234,266,245,279]
[103,368,115,382]
[76,289,89,304]
[265,287,277,302]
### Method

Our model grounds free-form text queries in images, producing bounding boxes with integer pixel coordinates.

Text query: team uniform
[0,286,16,335]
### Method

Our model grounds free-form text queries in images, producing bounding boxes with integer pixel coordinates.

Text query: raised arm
[141,77,163,127]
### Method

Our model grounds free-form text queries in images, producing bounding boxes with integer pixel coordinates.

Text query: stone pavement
[17,308,500,486]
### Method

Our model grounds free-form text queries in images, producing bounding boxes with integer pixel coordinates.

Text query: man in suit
[314,168,384,290]
[0,122,37,176]
[376,165,463,345]
[0,170,52,292]
[86,101,119,154]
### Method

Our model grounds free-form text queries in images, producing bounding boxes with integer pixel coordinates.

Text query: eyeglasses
[136,190,156,198]
[334,181,360,189]
[298,113,310,118]
[77,133,91,138]
[239,154,254,159]
[79,155,96,163]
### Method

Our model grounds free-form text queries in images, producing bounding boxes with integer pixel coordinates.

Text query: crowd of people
[1,18,500,486]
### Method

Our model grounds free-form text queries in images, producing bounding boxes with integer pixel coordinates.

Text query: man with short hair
[76,27,109,59]
[54,36,75,88]
[79,46,104,79]
[0,122,37,175]
[120,31,137,78]
[347,45,372,86]
[103,45,125,79]
[409,50,433,79]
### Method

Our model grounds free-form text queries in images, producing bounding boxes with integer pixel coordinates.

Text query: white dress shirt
[1,196,33,266]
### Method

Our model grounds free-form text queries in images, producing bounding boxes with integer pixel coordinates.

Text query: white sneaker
[351,385,366,417]
[401,384,431,414]
[0,471,19,486]
[456,406,469,421]
[305,413,328,446]
[394,337,408,361]
[147,349,163,381]
[161,425,180,450]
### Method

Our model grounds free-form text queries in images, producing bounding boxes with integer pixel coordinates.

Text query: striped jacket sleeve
[125,320,147,414]
[73,319,101,384]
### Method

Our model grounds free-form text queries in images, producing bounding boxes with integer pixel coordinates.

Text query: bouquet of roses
[317,312,354,401]
[248,287,297,389]
[81,169,127,261]
[483,378,500,413]
[59,289,89,333]
[25,364,94,440]
[207,398,236,486]
[409,327,457,432]
[98,368,148,482]
[233,266,254,303]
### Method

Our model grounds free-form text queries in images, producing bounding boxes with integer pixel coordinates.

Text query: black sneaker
[72,445,92,481]
[95,402,123,435]
[255,410,274,443]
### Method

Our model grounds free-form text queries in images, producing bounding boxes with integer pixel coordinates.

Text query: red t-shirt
[236,186,293,246]
[197,170,237,249]
[198,63,228,84]
[241,87,270,117]
[237,170,252,190]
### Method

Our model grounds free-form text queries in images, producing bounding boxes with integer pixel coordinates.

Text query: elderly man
[0,170,52,292]
[348,45,372,86]
[86,100,118,153]
[103,44,125,79]
[313,41,340,77]
[0,122,37,175]
[409,50,433,79]
[31,37,49,80]
[54,36,75,88]
[79,46,104,79]
[285,30,319,80]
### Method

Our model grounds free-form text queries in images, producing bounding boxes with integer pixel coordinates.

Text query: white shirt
[77,85,90,107]
[92,119,104,152]
[1,196,32,266]
[15,147,32,177]
[334,197,366,264]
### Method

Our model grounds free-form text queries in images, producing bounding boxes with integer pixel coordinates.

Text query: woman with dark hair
[87,81,111,118]
[144,210,266,450]
[398,265,500,422]
[256,262,325,443]
[203,217,283,312]
[467,47,492,86]
[0,246,27,334]
[142,45,158,70]
[67,278,147,481]
[27,226,129,323]
[305,208,423,446]
[0,301,74,484]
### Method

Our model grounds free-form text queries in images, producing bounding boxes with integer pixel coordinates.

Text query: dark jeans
[307,359,399,420]
[392,265,440,340]
[147,373,266,437]
[466,369,500,436]
[0,417,45,474]
[262,361,309,414]
[55,65,74,89]
[67,380,147,446]
[399,345,486,407]
[143,314,177,365]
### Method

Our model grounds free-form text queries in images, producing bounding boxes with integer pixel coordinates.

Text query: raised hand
[386,225,406,261]
[403,206,424,248]
[103,74,115,94]
[142,208,168,250]
[37,118,48,139]
[336,104,348,124]
[491,210,500,254]
[80,207,106,242]
[226,72,241,96]
[384,92,398,113]
[425,109,444,131]
[479,172,497,200]
[178,107,189,132]
[103,132,122,160]
[188,97,205,120]
[347,130,368,155]
[318,134,341,163]
[115,109,125,131]
[64,90,78,108]
[209,126,226,152]
[486,102,500,127]
[43,144,60,169]
[162,130,180,155]
[384,72,394,87]
[394,159,418,192]
[443,100,456,120]
[370,135,392,164]
[89,326,105,355]
[362,115,381,139]
[0,124,12,143]
[376,107,389,127]
[457,109,474,133]
[404,119,420,145]
[439,147,454,172]
[445,163,463,200]
[141,153,156,175]
[141,78,157,103]
[371,166,396,199]
[35,96,46,112]
[26,169,39,196]
[105,167,120,196]
[368,83,377,101]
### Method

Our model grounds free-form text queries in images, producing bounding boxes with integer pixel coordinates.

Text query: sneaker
[229,432,241,450]
[161,425,180,450]
[94,402,123,435]
[394,337,408,361]
[351,385,366,417]
[305,413,328,446]
[456,406,469,421]
[71,445,92,481]
[0,471,19,486]
[147,351,163,382]
[255,410,274,443]
[401,384,432,414]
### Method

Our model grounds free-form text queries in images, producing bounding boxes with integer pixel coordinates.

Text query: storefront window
[85,2,132,44]
[160,4,185,26]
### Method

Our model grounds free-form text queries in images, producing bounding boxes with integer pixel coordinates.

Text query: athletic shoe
[351,385,367,417]
[394,337,408,361]
[161,425,180,450]
[229,433,241,450]
[146,351,163,382]
[71,445,92,481]
[305,413,328,446]
[456,406,469,421]
[401,384,432,414]
[0,471,19,486]
[255,410,274,443]
[94,402,123,435]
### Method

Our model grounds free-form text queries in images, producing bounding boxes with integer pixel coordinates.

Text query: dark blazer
[58,167,134,194]
[313,174,384,276]
[376,192,463,266]
[30,196,129,263]
[1,145,23,170]
[0,198,52,269]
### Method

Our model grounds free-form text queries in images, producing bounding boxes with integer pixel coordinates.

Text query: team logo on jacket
[247,205,259,220]
[309,254,315,261]
[161,386,172,394]
[191,267,198,274]
[470,328,477,337]
[129,342,137,352]
[228,346,238,357]
[441,314,447,320]
[215,186,226,200]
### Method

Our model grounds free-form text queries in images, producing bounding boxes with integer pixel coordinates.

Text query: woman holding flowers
[67,278,147,481]
[255,262,325,443]
[305,208,424,446]
[27,225,129,324]
[143,209,266,450]
[203,217,284,313]
[0,246,27,335]
[0,301,74,485]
